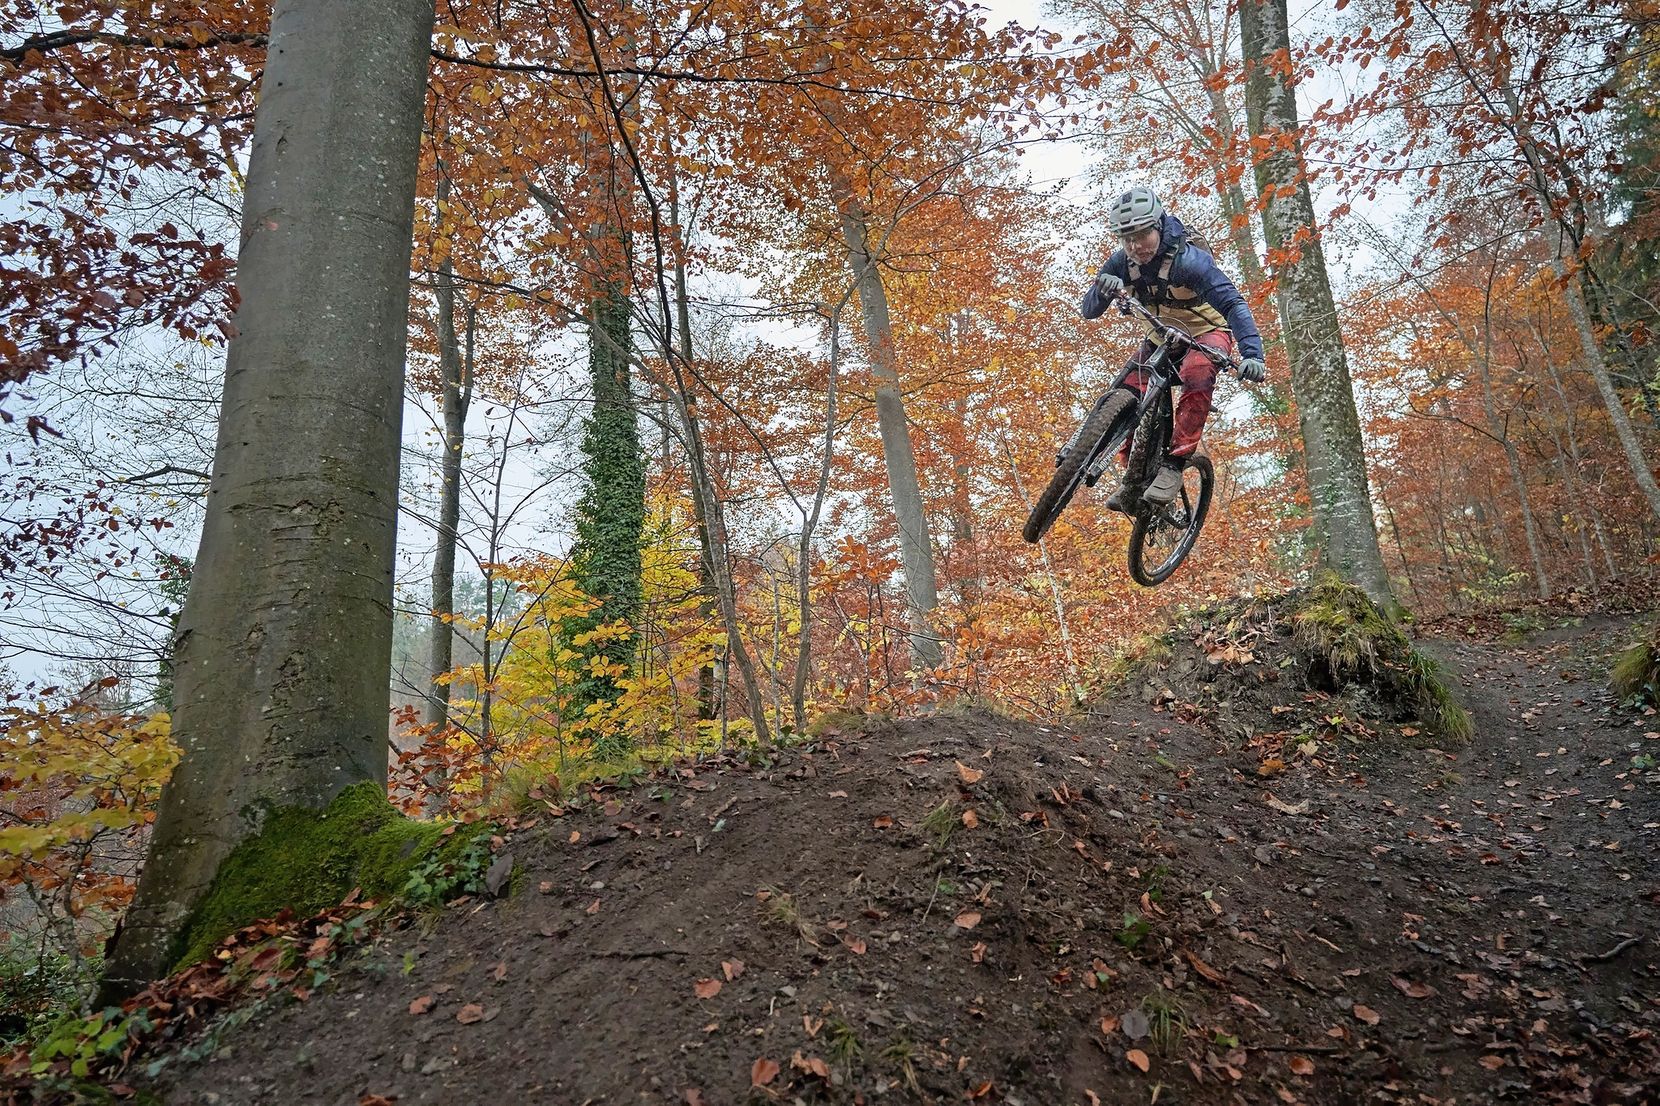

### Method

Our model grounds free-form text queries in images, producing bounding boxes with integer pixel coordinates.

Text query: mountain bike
[1022,292,1243,586]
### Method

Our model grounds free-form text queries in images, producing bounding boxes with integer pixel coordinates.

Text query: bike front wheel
[1023,388,1138,544]
[1127,455,1214,586]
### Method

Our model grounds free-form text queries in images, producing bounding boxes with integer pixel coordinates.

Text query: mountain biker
[1080,187,1266,511]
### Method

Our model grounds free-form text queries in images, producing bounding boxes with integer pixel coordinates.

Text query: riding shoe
[1141,460,1186,507]
[1104,483,1129,514]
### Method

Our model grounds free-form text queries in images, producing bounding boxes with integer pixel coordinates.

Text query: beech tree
[1239,0,1400,612]
[104,0,437,992]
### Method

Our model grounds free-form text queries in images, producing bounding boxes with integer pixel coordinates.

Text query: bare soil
[132,610,1660,1104]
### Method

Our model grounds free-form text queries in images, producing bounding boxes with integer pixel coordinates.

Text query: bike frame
[1065,294,1239,484]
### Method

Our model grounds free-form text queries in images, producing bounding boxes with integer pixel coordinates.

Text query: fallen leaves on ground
[1126,1048,1150,1072]
[694,978,722,999]
[956,760,984,785]
[750,1057,780,1087]
[721,959,745,981]
[954,910,982,930]
[408,995,433,1016]
[1289,1055,1315,1076]
[1353,1004,1381,1025]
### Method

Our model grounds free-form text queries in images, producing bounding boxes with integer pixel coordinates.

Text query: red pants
[1118,330,1233,461]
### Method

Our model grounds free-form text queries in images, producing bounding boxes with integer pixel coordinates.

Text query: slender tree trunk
[1475,349,1550,598]
[833,196,943,671]
[1557,267,1660,523]
[103,0,435,995]
[668,169,717,721]
[1239,0,1399,614]
[1490,82,1660,523]
[1001,438,1080,697]
[1539,351,1621,581]
[794,305,842,734]
[425,191,474,730]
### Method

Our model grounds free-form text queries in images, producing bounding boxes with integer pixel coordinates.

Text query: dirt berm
[141,587,1660,1104]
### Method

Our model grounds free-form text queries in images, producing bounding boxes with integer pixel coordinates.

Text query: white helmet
[1108,187,1164,236]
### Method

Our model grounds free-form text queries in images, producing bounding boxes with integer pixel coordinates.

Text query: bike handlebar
[1108,290,1245,376]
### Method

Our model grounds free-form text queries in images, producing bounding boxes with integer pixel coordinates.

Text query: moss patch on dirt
[175,782,492,970]
[1120,576,1471,745]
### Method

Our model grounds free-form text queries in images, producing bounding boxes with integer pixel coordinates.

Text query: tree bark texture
[105,0,436,993]
[1239,0,1399,614]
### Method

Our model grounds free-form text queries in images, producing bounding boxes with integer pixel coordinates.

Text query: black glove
[1239,357,1266,383]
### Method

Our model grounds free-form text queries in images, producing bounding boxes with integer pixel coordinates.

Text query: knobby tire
[1127,454,1214,586]
[1022,388,1137,544]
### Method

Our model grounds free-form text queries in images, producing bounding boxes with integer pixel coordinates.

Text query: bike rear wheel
[1127,455,1213,586]
[1023,388,1137,544]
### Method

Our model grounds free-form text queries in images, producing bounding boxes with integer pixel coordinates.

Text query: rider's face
[1122,226,1160,265]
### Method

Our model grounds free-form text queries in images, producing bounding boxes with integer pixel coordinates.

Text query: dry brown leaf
[873,815,894,829]
[803,1014,823,1038]
[1353,1004,1381,1025]
[1390,976,1437,999]
[1257,758,1286,776]
[962,808,980,829]
[694,978,722,999]
[843,935,867,955]
[1265,793,1310,815]
[585,898,601,915]
[750,1057,780,1087]
[1288,1055,1315,1076]
[970,941,987,964]
[491,961,507,982]
[791,1051,831,1079]
[1126,1048,1150,1072]
[568,830,580,844]
[537,880,553,894]
[1099,1015,1120,1035]
[408,994,434,1016]
[721,959,746,981]
[955,760,984,785]
[968,1082,994,1099]
[683,1090,705,1106]
[1478,1055,1506,1070]
[1086,1092,1101,1106]
[828,790,849,798]
[954,910,982,930]
[456,1003,486,1024]
[1181,948,1227,985]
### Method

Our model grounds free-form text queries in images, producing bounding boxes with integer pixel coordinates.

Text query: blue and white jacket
[1080,214,1264,363]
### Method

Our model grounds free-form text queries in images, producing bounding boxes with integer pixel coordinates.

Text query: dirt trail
[152,613,1659,1105]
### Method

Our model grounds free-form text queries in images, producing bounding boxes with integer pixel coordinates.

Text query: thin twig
[1580,934,1643,964]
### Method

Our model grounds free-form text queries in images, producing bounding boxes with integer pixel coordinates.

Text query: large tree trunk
[1239,0,1399,615]
[104,0,435,994]
[835,199,943,670]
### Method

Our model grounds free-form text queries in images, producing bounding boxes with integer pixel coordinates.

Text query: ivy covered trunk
[103,0,436,994]
[1240,0,1399,616]
[568,284,645,726]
